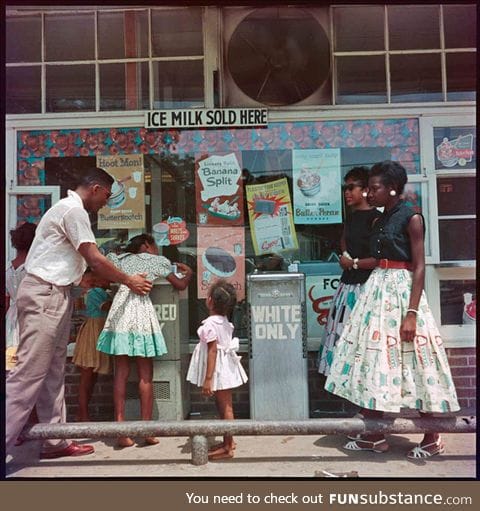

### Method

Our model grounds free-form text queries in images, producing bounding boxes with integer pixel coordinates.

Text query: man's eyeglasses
[342,183,363,192]
[96,184,112,199]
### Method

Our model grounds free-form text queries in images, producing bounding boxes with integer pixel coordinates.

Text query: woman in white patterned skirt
[97,234,192,448]
[318,167,381,376]
[324,161,459,459]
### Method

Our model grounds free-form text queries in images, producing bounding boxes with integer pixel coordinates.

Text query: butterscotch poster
[97,154,145,229]
[197,226,245,300]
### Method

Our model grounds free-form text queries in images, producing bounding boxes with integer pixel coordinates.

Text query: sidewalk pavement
[5,432,476,478]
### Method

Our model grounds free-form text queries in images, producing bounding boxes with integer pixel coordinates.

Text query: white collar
[67,189,85,208]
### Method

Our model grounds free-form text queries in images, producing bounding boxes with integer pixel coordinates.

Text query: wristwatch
[352,258,359,270]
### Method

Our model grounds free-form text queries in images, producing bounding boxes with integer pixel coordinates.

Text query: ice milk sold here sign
[145,108,268,129]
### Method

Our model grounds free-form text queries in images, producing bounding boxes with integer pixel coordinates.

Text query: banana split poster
[195,152,244,226]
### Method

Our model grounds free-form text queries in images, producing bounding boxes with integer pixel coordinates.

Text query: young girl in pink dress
[187,279,248,459]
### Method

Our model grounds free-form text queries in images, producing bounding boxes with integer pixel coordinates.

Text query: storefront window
[6,67,42,114]
[45,12,95,61]
[437,177,476,216]
[46,65,96,112]
[390,54,442,103]
[152,61,204,108]
[151,7,203,57]
[15,118,422,339]
[446,53,476,102]
[443,4,476,49]
[388,5,440,50]
[333,6,384,51]
[439,280,476,326]
[6,15,42,63]
[100,63,150,111]
[336,56,387,105]
[438,219,476,262]
[98,10,149,59]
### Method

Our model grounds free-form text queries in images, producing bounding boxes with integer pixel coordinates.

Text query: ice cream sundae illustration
[205,197,240,220]
[297,166,321,197]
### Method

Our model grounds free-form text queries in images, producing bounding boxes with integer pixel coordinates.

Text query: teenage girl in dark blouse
[318,166,380,375]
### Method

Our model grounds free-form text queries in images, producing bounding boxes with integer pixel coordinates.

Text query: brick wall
[64,347,475,421]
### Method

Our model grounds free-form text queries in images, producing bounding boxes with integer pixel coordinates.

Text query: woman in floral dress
[325,161,459,459]
[97,234,192,448]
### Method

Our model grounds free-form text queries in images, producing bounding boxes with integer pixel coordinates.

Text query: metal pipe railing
[22,416,476,465]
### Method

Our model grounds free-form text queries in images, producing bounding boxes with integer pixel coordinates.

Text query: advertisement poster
[434,126,476,170]
[197,226,245,300]
[96,154,145,229]
[292,149,342,224]
[152,216,190,247]
[305,273,342,339]
[246,178,298,256]
[195,152,244,226]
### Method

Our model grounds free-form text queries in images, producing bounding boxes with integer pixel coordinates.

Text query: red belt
[377,259,413,271]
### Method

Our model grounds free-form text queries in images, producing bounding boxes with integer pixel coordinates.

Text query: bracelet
[342,251,353,260]
[406,308,418,315]
[352,258,359,270]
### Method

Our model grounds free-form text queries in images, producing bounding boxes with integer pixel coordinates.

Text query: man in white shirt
[6,166,152,459]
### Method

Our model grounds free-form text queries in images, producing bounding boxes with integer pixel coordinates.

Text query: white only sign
[145,108,268,129]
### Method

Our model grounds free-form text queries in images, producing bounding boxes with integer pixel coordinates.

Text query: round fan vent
[227,8,330,106]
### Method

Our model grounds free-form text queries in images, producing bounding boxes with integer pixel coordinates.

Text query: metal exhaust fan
[223,7,331,107]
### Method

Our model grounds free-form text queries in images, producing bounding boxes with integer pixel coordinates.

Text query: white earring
[389,190,397,196]
[362,192,368,198]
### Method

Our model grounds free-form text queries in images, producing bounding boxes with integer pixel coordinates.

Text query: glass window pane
[446,52,476,102]
[334,6,384,51]
[6,67,41,114]
[439,219,475,261]
[98,10,148,59]
[439,280,476,325]
[388,5,440,50]
[45,12,95,61]
[443,5,476,48]
[336,56,386,104]
[437,177,476,216]
[6,15,42,63]
[46,65,95,112]
[390,54,442,103]
[17,194,52,225]
[100,62,149,111]
[151,8,203,57]
[153,61,204,108]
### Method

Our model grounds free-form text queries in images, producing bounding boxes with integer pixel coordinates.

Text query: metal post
[191,435,208,466]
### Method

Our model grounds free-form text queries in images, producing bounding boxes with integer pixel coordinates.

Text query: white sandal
[407,437,445,459]
[344,437,389,453]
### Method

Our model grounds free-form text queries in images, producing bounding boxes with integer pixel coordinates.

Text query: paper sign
[197,226,245,300]
[195,152,244,226]
[246,178,298,256]
[293,149,342,224]
[97,154,145,229]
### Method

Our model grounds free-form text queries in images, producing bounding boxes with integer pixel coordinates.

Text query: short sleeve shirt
[25,190,96,285]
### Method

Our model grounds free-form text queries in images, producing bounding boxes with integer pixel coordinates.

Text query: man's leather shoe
[40,441,94,459]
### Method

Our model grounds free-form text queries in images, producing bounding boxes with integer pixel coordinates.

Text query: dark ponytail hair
[208,278,237,317]
[125,234,155,254]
